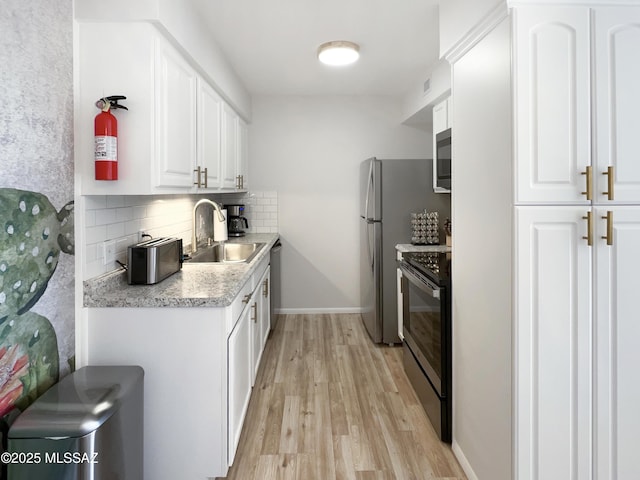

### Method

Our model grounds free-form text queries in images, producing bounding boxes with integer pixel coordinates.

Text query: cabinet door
[433,97,449,134]
[78,22,156,195]
[515,206,592,480]
[514,7,591,204]
[250,266,271,386]
[259,266,271,351]
[227,304,252,466]
[237,118,249,190]
[594,207,640,480]
[221,103,238,189]
[155,37,197,188]
[594,8,640,204]
[250,295,260,386]
[197,78,222,189]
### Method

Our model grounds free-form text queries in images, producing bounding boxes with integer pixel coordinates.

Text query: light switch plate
[103,240,116,265]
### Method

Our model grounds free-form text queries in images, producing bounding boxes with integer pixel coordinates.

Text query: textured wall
[0,0,74,406]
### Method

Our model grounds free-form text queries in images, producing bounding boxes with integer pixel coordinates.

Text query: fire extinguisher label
[95,136,117,161]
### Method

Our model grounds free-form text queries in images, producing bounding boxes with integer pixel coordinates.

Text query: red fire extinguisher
[94,95,128,181]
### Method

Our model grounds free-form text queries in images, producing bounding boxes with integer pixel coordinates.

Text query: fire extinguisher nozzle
[95,95,128,112]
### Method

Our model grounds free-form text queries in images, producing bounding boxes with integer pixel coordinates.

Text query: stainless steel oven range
[399,251,452,443]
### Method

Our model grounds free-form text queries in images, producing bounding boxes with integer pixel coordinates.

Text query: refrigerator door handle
[364,160,374,219]
[366,221,374,272]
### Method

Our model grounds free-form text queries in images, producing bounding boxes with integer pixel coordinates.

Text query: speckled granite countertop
[395,244,451,253]
[83,233,280,308]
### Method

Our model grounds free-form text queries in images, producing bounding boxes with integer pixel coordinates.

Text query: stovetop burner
[403,251,450,285]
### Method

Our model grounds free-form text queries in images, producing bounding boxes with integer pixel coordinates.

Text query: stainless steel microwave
[434,128,451,193]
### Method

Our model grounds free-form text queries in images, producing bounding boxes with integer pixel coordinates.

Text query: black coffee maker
[225,204,249,237]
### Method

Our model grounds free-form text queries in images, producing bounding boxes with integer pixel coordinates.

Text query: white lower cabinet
[260,266,271,349]
[86,259,271,480]
[516,206,640,479]
[251,265,271,384]
[87,307,228,480]
[227,293,253,466]
[594,207,640,480]
[515,206,593,480]
[226,256,271,467]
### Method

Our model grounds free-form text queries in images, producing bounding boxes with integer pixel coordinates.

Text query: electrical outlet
[138,230,146,242]
[103,240,116,265]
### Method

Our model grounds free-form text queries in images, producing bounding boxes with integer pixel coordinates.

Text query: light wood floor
[218,313,467,480]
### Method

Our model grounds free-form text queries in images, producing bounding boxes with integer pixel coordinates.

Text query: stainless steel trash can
[7,365,143,480]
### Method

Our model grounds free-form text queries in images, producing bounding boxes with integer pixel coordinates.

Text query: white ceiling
[188,0,440,97]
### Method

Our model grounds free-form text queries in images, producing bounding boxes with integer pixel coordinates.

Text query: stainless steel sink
[186,242,266,264]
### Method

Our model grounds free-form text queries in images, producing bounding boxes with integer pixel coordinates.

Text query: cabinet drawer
[228,279,254,334]
[252,256,270,289]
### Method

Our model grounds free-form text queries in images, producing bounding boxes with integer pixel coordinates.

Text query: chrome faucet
[192,199,227,253]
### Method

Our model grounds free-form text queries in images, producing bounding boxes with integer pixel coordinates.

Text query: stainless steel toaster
[127,237,183,285]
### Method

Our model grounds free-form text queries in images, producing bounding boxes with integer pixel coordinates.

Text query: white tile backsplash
[83,191,278,279]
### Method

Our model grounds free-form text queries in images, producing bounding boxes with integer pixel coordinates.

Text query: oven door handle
[400,263,441,299]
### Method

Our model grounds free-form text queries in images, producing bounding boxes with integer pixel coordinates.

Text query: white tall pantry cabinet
[514,6,640,480]
[449,3,640,480]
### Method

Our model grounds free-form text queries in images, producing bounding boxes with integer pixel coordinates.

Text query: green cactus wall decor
[0,188,74,416]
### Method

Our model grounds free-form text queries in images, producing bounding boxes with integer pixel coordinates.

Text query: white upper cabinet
[515,7,640,206]
[76,21,248,195]
[433,97,450,135]
[155,37,198,189]
[594,8,640,204]
[237,118,249,190]
[221,103,239,189]
[514,7,591,204]
[196,78,223,189]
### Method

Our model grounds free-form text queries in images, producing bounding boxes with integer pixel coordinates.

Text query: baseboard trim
[275,307,364,315]
[452,440,479,480]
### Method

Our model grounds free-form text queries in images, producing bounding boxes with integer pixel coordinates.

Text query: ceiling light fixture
[317,41,360,66]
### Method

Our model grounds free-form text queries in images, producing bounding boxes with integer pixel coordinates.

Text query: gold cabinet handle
[251,302,257,323]
[603,166,614,201]
[582,211,593,246]
[581,166,592,200]
[194,166,202,187]
[601,211,613,246]
[263,278,269,297]
[203,167,208,188]
[242,293,252,304]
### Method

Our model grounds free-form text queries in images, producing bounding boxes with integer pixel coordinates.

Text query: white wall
[248,95,431,312]
[440,0,504,58]
[450,16,512,480]
[401,58,452,127]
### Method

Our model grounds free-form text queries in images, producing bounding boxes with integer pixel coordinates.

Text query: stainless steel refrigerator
[359,157,431,344]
